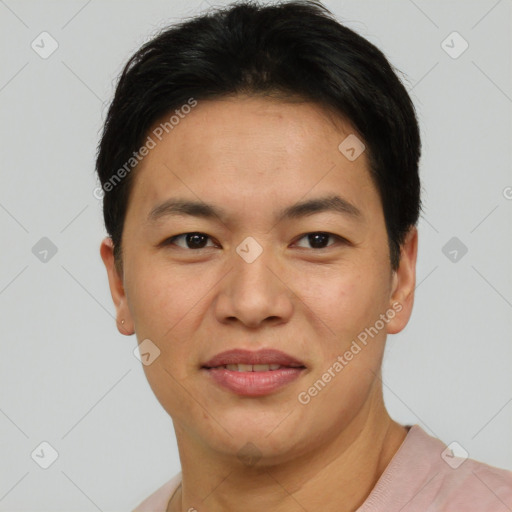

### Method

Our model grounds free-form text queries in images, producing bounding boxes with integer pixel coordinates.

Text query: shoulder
[132,472,182,512]
[359,425,512,512]
[403,426,512,511]
[433,455,512,510]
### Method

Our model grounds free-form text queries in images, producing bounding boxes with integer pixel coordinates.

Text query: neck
[168,385,407,512]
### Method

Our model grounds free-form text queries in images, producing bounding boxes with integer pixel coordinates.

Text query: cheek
[131,266,200,413]
[125,259,193,343]
[126,260,217,380]
[296,264,389,343]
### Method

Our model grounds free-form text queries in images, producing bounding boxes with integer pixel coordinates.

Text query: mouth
[201,349,306,396]
[202,348,306,369]
[204,363,304,372]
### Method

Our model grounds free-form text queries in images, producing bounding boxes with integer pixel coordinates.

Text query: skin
[100,95,418,512]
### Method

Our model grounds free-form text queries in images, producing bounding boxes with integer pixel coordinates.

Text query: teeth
[253,364,270,371]
[217,364,284,372]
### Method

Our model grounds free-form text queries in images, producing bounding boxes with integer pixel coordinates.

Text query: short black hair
[95,0,421,273]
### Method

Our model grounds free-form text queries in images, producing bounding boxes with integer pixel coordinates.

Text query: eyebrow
[147,194,362,224]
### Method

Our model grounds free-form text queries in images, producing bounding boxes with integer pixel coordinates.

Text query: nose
[213,243,294,329]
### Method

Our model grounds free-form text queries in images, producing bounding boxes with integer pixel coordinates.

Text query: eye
[163,232,217,250]
[161,231,347,251]
[294,232,345,249]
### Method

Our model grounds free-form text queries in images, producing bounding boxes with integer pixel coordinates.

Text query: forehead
[125,95,381,225]
[149,95,352,164]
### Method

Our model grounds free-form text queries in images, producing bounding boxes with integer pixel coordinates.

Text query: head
[98,0,420,463]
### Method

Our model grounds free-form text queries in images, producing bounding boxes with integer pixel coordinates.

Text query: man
[96,1,512,510]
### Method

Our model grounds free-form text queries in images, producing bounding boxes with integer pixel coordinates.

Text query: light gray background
[1,0,511,510]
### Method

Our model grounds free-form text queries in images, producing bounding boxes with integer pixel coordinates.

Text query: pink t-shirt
[133,425,512,511]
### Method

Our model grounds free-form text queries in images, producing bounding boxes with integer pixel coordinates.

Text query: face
[101,95,417,464]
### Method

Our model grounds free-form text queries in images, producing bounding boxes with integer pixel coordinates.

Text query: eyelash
[161,232,347,251]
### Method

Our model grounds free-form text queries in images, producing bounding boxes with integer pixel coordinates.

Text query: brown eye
[165,232,215,249]
[294,232,342,249]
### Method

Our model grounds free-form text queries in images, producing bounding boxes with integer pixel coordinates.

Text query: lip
[203,367,305,396]
[202,349,305,368]
[201,349,307,397]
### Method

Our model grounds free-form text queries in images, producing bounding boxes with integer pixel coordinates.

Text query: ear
[386,227,418,335]
[100,236,134,335]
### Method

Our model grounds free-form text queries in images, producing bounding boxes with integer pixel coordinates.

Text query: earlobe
[99,237,134,335]
[386,227,418,335]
